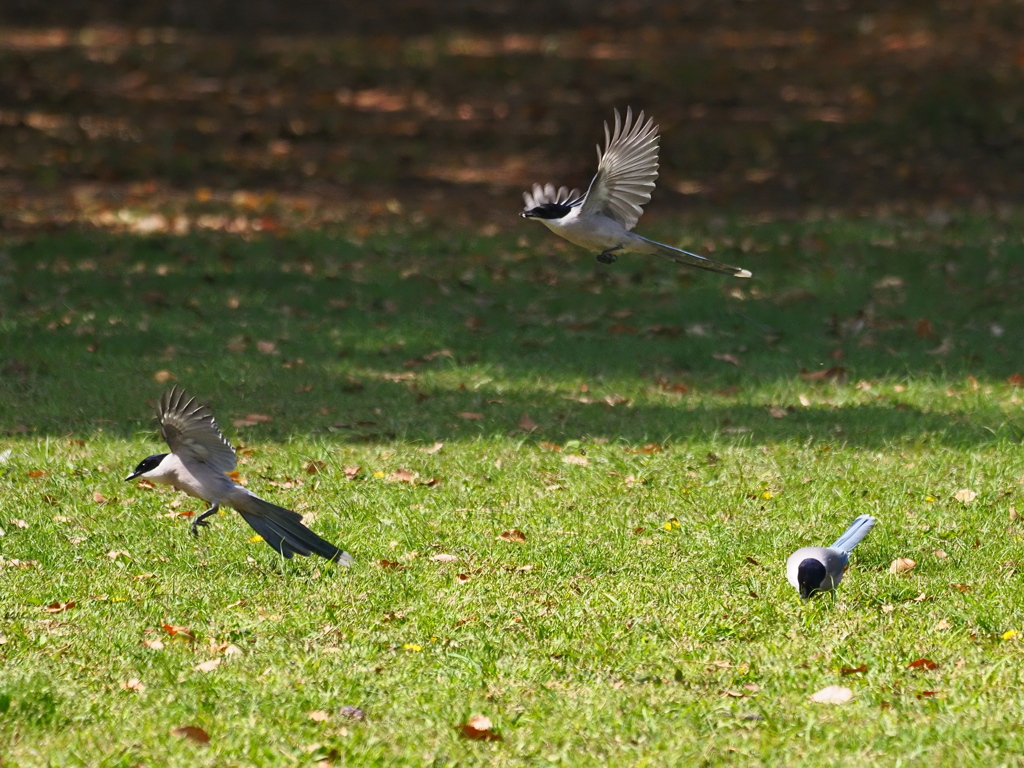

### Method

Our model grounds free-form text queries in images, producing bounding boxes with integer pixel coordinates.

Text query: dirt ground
[0,1,1022,231]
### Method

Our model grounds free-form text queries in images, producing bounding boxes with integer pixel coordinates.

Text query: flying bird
[521,107,751,278]
[126,387,352,564]
[786,515,876,599]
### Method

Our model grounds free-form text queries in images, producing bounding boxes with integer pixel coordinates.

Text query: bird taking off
[521,108,751,278]
[126,387,352,564]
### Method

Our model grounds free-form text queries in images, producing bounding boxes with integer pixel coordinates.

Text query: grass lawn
[2,211,1024,765]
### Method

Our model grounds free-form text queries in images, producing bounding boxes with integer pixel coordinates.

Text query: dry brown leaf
[153,369,175,383]
[120,678,146,692]
[194,659,221,673]
[889,557,917,574]
[457,714,502,742]
[839,665,868,676]
[343,465,361,480]
[906,658,938,670]
[767,406,788,418]
[308,710,330,722]
[377,559,405,570]
[936,619,952,631]
[498,529,527,543]
[712,352,742,366]
[953,488,977,504]
[915,318,935,338]
[93,491,106,504]
[11,519,28,528]
[1008,373,1024,388]
[562,454,590,466]
[458,412,484,421]
[256,340,277,354]
[43,601,76,613]
[430,553,458,562]
[233,413,273,427]
[799,366,848,383]
[142,638,165,650]
[933,549,948,559]
[171,726,210,744]
[424,442,444,454]
[303,460,327,475]
[387,469,418,483]
[162,623,195,642]
[809,685,853,704]
[518,413,538,431]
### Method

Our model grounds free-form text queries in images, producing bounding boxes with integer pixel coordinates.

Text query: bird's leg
[596,245,623,264]
[190,503,219,537]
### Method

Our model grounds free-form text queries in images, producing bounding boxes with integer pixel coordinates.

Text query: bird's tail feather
[831,514,876,552]
[234,492,353,565]
[637,236,752,278]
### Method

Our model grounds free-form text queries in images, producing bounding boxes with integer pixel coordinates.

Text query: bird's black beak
[125,470,140,482]
[521,210,534,219]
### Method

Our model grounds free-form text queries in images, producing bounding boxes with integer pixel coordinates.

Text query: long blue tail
[831,515,876,552]
[638,236,752,278]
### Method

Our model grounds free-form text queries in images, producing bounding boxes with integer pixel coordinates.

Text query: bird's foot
[596,250,619,265]
[190,518,210,538]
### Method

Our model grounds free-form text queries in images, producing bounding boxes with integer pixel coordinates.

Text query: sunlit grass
[2,214,1024,765]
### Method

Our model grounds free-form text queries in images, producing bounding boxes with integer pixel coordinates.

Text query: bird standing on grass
[521,107,752,278]
[126,387,352,564]
[786,515,876,599]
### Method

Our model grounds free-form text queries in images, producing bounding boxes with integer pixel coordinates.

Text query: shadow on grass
[1,225,1022,448]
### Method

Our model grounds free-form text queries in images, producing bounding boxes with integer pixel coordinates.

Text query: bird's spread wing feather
[580,107,660,230]
[157,386,236,474]
[522,183,582,210]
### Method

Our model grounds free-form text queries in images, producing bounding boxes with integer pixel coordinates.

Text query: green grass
[3,213,1024,765]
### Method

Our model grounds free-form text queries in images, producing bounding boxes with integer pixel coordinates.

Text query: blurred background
[0,0,1022,234]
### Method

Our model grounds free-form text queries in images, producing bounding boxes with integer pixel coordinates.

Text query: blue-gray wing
[579,107,660,230]
[158,387,236,474]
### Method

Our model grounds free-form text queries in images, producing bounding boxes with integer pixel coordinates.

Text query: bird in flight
[126,387,352,564]
[521,108,751,278]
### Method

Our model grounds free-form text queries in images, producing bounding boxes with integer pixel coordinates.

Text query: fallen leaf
[339,705,365,721]
[839,665,868,676]
[1008,373,1024,388]
[343,465,361,480]
[93,491,106,504]
[256,340,277,354]
[810,685,853,704]
[153,369,175,383]
[518,413,538,431]
[43,601,76,613]
[233,413,273,427]
[27,469,47,478]
[917,690,941,698]
[171,726,210,744]
[915,318,935,338]
[933,549,948,559]
[562,454,590,466]
[936,619,951,631]
[907,658,938,670]
[10,519,28,529]
[457,714,502,742]
[889,557,917,574]
[430,553,458,562]
[377,559,406,570]
[142,638,165,650]
[162,624,195,642]
[308,710,330,722]
[799,366,848,383]
[424,442,444,454]
[303,460,327,475]
[458,412,484,420]
[387,469,418,483]
[767,406,788,418]
[120,678,146,692]
[953,488,977,504]
[950,583,972,593]
[712,352,742,366]
[498,529,526,543]
[194,659,221,673]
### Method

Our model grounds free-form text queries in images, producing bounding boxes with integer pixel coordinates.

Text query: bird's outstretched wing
[580,108,659,230]
[522,183,583,211]
[157,387,236,474]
